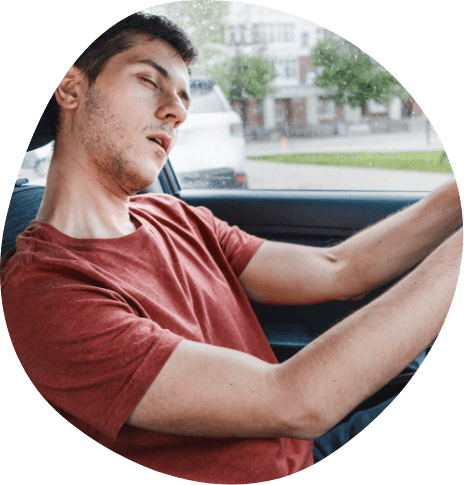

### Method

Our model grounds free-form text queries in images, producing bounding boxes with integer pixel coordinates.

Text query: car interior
[2,147,431,420]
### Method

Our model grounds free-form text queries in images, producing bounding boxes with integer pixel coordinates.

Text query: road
[245,130,454,191]
[245,160,453,191]
[246,130,445,157]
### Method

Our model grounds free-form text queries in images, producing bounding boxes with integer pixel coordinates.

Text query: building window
[227,25,250,45]
[275,58,298,79]
[254,23,295,44]
[318,97,335,117]
[283,24,294,43]
[301,32,309,47]
[305,71,316,86]
[275,102,285,122]
[316,28,325,42]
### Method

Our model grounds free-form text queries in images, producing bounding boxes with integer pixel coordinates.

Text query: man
[1,12,462,484]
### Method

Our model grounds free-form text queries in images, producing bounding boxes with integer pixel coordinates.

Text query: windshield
[189,82,231,113]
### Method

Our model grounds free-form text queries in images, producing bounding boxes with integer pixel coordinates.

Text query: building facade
[224,4,423,139]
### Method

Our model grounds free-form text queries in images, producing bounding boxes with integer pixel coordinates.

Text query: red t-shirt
[2,194,313,483]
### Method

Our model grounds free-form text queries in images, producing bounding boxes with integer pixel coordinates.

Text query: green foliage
[248,151,453,173]
[208,54,277,103]
[164,0,229,72]
[312,34,408,108]
[163,1,276,106]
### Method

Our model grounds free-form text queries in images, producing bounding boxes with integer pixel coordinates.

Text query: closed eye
[142,78,158,89]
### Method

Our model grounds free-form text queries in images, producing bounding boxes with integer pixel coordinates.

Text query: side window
[17,2,453,194]
[18,141,54,186]
[152,2,454,192]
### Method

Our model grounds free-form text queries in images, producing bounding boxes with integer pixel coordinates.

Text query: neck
[36,145,139,239]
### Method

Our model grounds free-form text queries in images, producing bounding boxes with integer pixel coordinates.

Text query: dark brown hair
[74,13,197,85]
[29,12,197,150]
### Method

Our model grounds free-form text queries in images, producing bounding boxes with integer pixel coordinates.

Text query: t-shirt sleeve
[4,268,183,441]
[189,205,266,276]
[131,194,266,277]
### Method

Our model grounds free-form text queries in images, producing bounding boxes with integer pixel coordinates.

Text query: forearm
[332,179,462,298]
[128,231,461,441]
[277,228,462,439]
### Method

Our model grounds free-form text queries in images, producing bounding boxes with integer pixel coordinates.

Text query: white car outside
[168,77,247,188]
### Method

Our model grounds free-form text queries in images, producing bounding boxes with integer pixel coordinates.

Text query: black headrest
[1,179,45,256]
[27,96,56,152]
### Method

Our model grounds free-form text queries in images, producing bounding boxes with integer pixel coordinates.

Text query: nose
[156,91,188,129]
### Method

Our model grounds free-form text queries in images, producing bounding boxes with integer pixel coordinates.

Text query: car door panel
[177,188,427,404]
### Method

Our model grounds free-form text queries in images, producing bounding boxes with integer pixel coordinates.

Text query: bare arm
[331,179,462,298]
[239,179,462,303]
[277,227,462,435]
[128,228,462,439]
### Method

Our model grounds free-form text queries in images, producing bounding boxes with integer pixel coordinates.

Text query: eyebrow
[137,59,169,79]
[135,58,190,104]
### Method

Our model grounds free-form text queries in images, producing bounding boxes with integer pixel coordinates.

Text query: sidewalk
[245,160,453,191]
[246,131,445,158]
[245,130,452,191]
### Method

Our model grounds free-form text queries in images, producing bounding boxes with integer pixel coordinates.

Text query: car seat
[1,179,45,256]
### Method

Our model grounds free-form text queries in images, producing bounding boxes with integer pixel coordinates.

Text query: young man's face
[77,37,190,195]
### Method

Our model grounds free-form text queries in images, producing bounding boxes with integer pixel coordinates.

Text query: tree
[205,52,276,127]
[312,34,408,110]
[208,53,276,103]
[163,0,229,75]
[162,1,277,125]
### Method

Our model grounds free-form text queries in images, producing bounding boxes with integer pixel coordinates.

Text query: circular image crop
[2,1,462,484]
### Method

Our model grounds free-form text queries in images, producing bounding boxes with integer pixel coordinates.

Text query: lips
[148,134,171,153]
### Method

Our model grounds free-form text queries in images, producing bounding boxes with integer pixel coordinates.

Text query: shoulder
[129,193,216,226]
[130,193,199,212]
[129,193,184,210]
[1,221,96,290]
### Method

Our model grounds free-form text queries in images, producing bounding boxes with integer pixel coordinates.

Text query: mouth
[147,134,171,154]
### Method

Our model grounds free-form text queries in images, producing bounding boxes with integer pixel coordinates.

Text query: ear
[55,65,86,111]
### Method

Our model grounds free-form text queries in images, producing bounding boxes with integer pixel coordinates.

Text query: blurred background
[19,1,453,192]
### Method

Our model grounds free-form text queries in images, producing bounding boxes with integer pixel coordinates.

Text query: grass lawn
[248,151,453,173]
